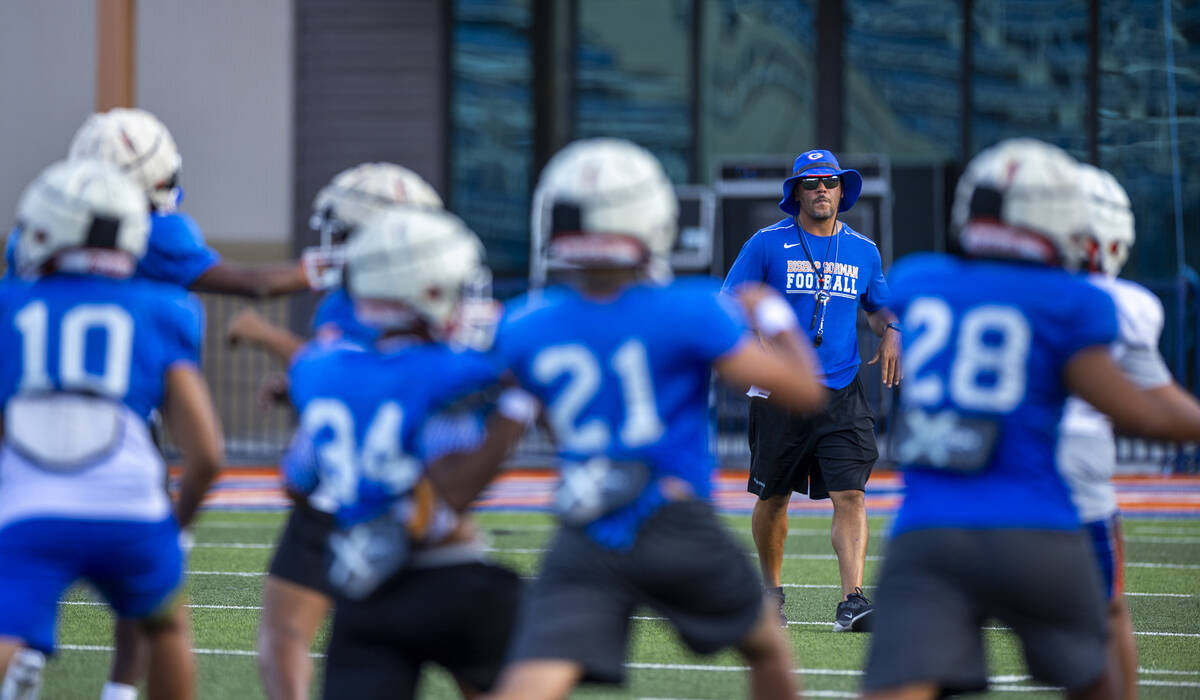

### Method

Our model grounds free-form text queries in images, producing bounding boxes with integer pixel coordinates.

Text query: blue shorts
[0,516,184,654]
[1085,515,1123,600]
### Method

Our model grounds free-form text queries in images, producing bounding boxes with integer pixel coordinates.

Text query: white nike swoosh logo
[784,242,802,249]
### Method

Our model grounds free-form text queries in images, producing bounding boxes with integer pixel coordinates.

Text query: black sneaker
[765,586,787,626]
[833,587,873,632]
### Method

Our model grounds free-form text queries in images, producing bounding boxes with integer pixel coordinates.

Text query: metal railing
[199,274,1200,474]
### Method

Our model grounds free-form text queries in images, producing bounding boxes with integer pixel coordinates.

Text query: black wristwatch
[885,322,902,335]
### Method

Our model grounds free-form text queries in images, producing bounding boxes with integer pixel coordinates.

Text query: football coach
[722,148,901,632]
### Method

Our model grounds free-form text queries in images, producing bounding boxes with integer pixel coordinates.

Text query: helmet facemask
[303,163,444,290]
[530,139,678,287]
[951,138,1091,272]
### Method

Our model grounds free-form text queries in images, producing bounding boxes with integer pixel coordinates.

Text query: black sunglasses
[799,175,840,190]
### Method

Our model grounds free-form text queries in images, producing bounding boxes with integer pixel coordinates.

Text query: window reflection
[574,0,693,183]
[971,0,1089,159]
[1099,0,1200,279]
[845,0,960,162]
[701,0,815,181]
[451,0,534,277]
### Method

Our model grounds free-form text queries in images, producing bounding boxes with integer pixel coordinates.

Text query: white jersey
[1058,276,1173,522]
[0,401,171,531]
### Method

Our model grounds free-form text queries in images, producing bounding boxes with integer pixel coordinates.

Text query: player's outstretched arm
[192,260,310,299]
[1067,347,1200,442]
[717,284,827,414]
[426,389,538,512]
[225,308,305,367]
[163,365,225,529]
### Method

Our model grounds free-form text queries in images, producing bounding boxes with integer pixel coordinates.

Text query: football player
[484,138,827,700]
[4,108,311,298]
[26,107,318,700]
[862,139,1200,700]
[0,160,224,700]
[226,161,446,366]
[1058,163,1200,700]
[282,205,530,699]
[223,163,445,700]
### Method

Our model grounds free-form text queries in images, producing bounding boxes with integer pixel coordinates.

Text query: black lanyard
[794,222,840,348]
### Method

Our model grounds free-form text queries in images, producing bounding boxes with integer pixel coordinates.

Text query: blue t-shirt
[722,218,888,390]
[495,277,750,549]
[886,254,1118,535]
[311,288,378,346]
[4,212,220,288]
[287,340,502,526]
[0,274,203,421]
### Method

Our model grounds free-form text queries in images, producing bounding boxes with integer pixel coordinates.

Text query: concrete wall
[138,0,293,246]
[0,1,96,226]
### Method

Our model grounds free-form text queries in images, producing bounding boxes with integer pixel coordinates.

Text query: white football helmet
[67,108,182,213]
[1077,163,1134,277]
[15,159,150,278]
[305,162,444,289]
[530,138,678,285]
[343,206,486,335]
[951,138,1091,271]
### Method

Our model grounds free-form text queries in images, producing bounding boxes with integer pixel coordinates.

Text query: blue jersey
[886,254,1118,535]
[0,274,203,421]
[723,218,888,390]
[287,340,502,526]
[4,212,219,288]
[311,288,378,346]
[496,277,750,548]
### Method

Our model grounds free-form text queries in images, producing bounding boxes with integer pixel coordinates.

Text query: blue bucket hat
[779,149,863,215]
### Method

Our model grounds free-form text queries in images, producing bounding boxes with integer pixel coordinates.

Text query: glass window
[971,0,1090,159]
[845,0,961,163]
[700,0,815,181]
[574,0,694,183]
[1099,0,1200,280]
[450,0,534,277]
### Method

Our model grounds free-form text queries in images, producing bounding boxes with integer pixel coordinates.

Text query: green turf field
[45,510,1200,699]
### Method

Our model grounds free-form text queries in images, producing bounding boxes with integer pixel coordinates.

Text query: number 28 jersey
[886,254,1117,535]
[495,278,751,548]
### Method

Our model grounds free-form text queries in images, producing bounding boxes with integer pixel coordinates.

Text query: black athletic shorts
[747,374,878,500]
[862,528,1109,696]
[322,561,522,699]
[509,499,764,685]
[267,501,336,596]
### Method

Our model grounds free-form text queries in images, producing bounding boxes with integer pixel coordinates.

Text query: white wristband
[755,295,798,335]
[497,388,539,426]
[179,530,195,556]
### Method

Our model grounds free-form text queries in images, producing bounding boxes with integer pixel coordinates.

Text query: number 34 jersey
[495,278,751,548]
[0,275,203,527]
[287,340,503,527]
[886,254,1118,536]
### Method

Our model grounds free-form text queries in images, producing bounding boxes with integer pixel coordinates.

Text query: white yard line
[631,616,1200,638]
[62,601,261,611]
[194,522,281,529]
[1124,535,1200,544]
[53,646,1200,687]
[1126,526,1200,535]
[188,570,265,577]
[1140,668,1200,676]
